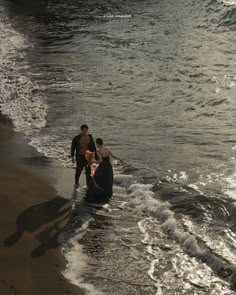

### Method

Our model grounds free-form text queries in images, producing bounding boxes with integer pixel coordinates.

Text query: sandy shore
[0,117,83,295]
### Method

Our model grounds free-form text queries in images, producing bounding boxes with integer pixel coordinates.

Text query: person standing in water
[86,138,124,203]
[71,124,96,187]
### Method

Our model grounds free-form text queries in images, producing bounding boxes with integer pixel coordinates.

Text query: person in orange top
[71,124,96,187]
[85,150,96,176]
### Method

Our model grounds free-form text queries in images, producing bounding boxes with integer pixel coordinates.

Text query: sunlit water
[1,0,236,293]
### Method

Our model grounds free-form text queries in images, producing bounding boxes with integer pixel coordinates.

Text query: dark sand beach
[0,115,83,295]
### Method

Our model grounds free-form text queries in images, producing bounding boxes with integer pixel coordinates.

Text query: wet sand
[0,117,84,295]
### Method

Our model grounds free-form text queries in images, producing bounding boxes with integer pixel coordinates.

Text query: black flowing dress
[85,156,113,203]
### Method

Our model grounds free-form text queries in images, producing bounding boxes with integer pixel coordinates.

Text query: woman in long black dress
[86,138,124,203]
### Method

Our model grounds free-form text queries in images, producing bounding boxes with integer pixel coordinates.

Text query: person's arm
[71,137,76,163]
[109,148,124,164]
[97,150,103,163]
[89,134,98,160]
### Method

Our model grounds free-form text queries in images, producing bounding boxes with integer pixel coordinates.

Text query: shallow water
[2,0,236,293]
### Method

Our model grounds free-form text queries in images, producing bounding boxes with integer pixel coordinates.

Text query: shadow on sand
[4,195,72,258]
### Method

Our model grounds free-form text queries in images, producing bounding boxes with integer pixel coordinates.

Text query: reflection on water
[4,0,236,174]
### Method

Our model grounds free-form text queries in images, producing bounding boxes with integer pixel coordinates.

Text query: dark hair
[96,138,103,145]
[80,124,88,131]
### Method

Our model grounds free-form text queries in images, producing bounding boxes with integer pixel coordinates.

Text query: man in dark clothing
[71,124,96,187]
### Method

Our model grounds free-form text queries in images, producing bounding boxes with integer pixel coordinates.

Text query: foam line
[129,183,236,289]
[138,220,163,295]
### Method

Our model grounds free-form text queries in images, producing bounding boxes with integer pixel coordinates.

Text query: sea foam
[0,12,47,135]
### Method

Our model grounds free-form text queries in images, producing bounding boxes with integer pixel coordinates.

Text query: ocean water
[2,0,236,293]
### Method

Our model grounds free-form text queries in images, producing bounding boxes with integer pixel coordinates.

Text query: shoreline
[0,115,84,295]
